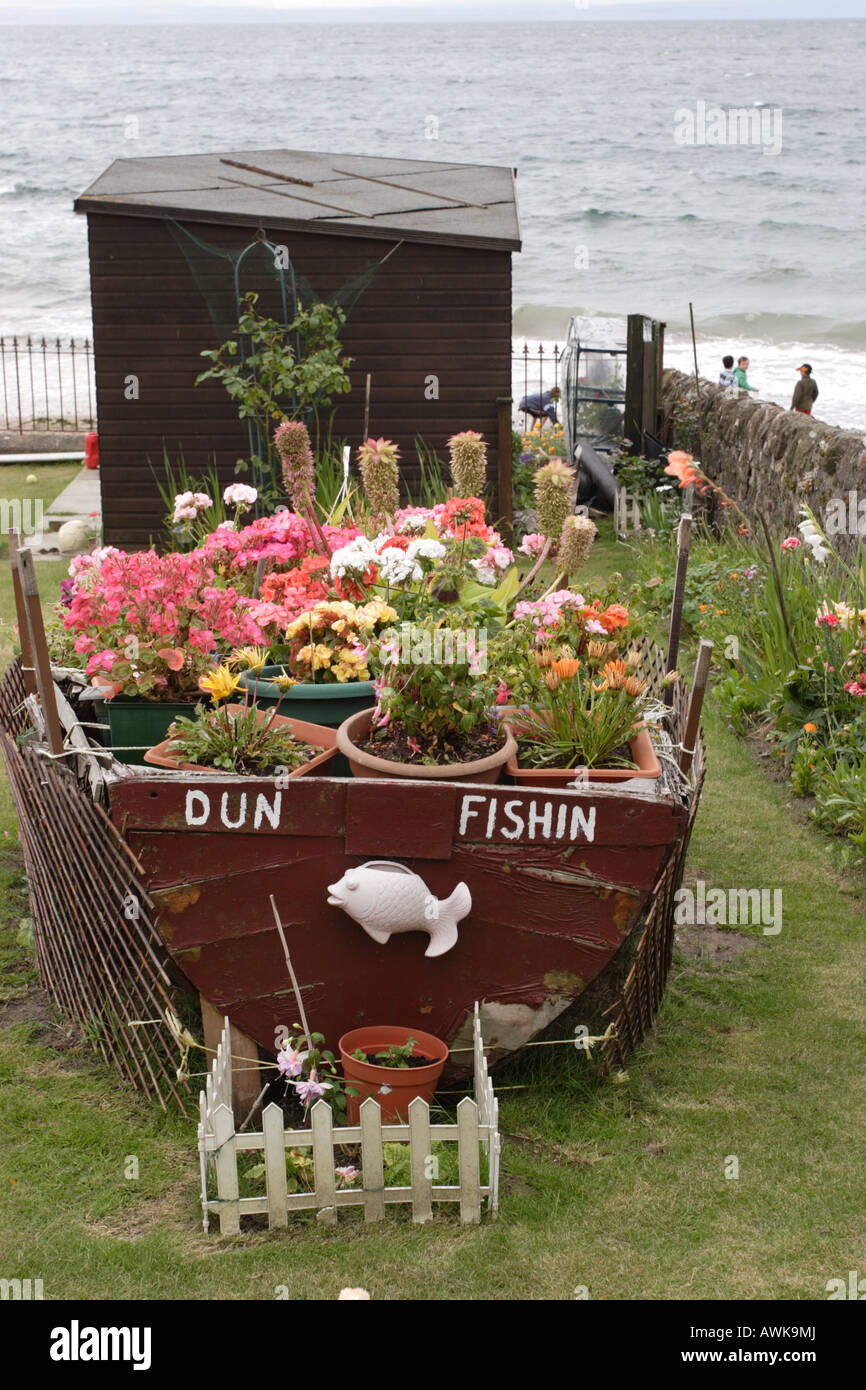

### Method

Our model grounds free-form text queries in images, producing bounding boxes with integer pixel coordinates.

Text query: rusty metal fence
[0,335,96,433]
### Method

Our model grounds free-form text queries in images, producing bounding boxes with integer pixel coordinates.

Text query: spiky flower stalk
[448,430,487,498]
[558,513,597,577]
[534,457,575,545]
[274,419,315,510]
[357,437,400,523]
[273,419,331,557]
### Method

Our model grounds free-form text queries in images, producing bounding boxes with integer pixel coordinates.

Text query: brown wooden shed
[74,148,521,547]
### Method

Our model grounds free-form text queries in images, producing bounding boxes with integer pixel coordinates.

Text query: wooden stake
[362,373,371,442]
[16,546,64,755]
[665,512,692,704]
[688,302,708,465]
[8,530,36,696]
[679,639,713,775]
[496,395,513,537]
[270,895,313,1050]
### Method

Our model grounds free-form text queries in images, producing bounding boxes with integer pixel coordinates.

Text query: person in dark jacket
[792,364,819,415]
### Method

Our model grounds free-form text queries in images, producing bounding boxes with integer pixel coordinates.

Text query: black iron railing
[0,335,96,433]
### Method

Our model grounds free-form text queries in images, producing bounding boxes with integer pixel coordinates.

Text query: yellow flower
[199,665,241,703]
[272,668,297,691]
[228,645,269,673]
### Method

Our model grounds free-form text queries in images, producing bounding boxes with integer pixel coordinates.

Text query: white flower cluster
[330,537,378,578]
[798,513,830,563]
[329,536,446,586]
[223,483,257,509]
[173,491,212,524]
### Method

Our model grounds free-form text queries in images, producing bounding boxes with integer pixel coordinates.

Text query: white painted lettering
[501,800,525,840]
[527,800,553,839]
[458,794,486,836]
[220,792,248,829]
[253,790,282,830]
[185,790,210,827]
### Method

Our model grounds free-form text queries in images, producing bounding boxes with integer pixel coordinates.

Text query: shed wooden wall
[86,213,512,547]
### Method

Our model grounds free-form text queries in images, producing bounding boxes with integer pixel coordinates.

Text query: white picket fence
[198,1002,500,1233]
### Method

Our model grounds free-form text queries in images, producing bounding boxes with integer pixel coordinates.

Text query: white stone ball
[57,519,91,553]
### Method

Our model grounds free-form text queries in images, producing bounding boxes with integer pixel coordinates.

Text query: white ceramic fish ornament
[327,860,470,958]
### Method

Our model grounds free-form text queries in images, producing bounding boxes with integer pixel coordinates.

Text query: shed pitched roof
[74,148,521,252]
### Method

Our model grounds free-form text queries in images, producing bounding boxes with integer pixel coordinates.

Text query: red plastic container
[339,1026,449,1123]
[84,432,99,469]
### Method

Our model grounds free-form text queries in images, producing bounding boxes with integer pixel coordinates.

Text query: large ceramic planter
[143,706,338,777]
[104,698,199,766]
[507,724,661,786]
[338,1026,449,1123]
[237,667,375,726]
[336,708,516,784]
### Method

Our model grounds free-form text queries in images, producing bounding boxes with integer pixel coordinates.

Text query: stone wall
[659,368,866,535]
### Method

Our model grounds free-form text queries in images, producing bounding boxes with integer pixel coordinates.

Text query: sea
[1,18,865,430]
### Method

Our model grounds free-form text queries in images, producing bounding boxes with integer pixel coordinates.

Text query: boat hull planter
[107,769,690,1075]
[507,727,661,787]
[105,698,198,766]
[237,667,375,726]
[142,706,338,777]
[338,1026,449,1122]
[336,707,517,784]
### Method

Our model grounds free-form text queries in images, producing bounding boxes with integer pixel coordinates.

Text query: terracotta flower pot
[507,724,661,786]
[143,705,338,777]
[338,1026,449,1123]
[336,708,516,784]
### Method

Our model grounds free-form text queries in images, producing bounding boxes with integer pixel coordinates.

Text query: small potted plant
[60,547,275,764]
[338,1025,449,1123]
[336,617,516,783]
[143,666,337,776]
[507,648,661,785]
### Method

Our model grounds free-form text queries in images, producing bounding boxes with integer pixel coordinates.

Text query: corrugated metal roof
[74,148,521,252]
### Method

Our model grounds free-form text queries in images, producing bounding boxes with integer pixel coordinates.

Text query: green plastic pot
[105,698,199,766]
[236,667,375,727]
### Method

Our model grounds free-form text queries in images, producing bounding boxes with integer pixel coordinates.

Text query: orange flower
[803,722,817,732]
[664,451,701,488]
[623,675,648,699]
[602,659,629,690]
[599,604,629,633]
[553,657,581,679]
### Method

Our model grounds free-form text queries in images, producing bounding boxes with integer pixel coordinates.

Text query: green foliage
[164,700,314,775]
[411,439,451,508]
[373,615,495,756]
[196,292,352,510]
[353,1036,418,1069]
[516,673,643,770]
[151,451,228,551]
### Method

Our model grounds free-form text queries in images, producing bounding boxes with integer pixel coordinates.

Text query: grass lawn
[0,500,864,1300]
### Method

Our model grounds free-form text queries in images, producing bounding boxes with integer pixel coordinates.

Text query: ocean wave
[513,304,866,353]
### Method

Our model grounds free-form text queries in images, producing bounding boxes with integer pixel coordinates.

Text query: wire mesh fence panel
[0,660,189,1113]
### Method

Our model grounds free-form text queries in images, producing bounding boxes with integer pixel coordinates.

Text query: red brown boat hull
[109,775,688,1065]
